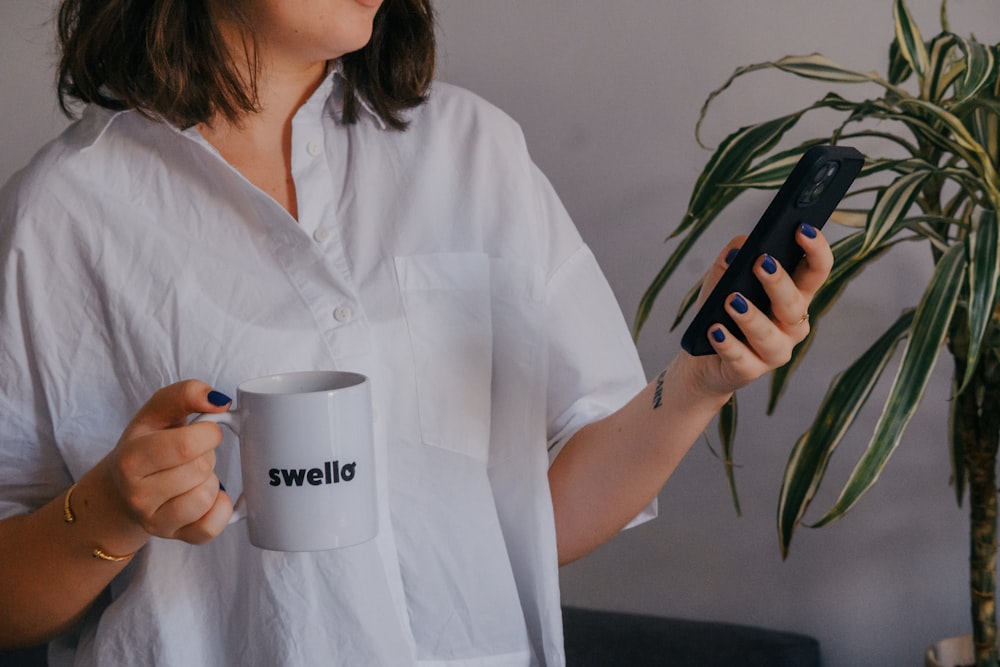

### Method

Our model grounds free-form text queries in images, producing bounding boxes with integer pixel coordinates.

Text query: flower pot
[925,634,974,667]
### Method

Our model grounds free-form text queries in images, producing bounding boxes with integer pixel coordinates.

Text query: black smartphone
[680,144,864,356]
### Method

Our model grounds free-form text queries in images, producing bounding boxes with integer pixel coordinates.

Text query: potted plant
[633,1,999,664]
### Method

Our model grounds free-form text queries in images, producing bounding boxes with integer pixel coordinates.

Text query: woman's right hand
[0,380,237,648]
[105,380,235,545]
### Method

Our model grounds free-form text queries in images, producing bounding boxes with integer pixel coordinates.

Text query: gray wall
[3,1,998,665]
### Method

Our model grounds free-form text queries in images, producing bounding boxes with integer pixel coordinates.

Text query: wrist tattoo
[652,370,666,409]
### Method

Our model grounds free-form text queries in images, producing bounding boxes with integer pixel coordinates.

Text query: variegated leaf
[970,100,999,167]
[694,59,886,150]
[854,155,922,175]
[926,33,962,102]
[636,113,807,335]
[772,53,882,84]
[888,35,914,86]
[719,395,741,516]
[731,145,815,189]
[962,209,1000,393]
[677,112,806,239]
[670,280,702,333]
[634,231,704,337]
[875,104,981,167]
[860,169,934,257]
[828,210,869,228]
[951,34,998,103]
[813,243,967,527]
[816,91,867,114]
[897,99,1000,204]
[768,232,892,412]
[778,309,915,556]
[893,0,930,85]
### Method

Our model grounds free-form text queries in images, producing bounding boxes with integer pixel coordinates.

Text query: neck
[198,60,329,221]
[204,58,328,138]
[255,59,330,129]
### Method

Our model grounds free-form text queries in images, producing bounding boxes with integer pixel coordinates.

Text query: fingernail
[800,223,818,239]
[730,294,749,314]
[762,254,777,275]
[208,390,232,407]
[724,248,739,265]
[711,328,726,343]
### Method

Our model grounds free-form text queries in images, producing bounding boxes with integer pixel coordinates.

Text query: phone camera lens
[796,160,841,207]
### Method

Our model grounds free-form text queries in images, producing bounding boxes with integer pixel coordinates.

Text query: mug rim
[238,370,368,396]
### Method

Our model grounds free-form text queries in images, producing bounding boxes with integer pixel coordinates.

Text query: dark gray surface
[562,606,821,667]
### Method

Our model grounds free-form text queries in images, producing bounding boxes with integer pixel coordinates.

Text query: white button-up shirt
[0,71,650,666]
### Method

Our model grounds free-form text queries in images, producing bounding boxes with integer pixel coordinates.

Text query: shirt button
[313,228,332,244]
[333,306,354,323]
[306,140,322,157]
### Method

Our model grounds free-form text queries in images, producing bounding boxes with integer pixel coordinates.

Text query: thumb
[126,379,232,437]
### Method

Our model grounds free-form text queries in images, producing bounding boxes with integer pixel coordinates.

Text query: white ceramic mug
[196,370,377,552]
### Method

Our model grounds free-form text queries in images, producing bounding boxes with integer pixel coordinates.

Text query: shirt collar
[70,105,127,152]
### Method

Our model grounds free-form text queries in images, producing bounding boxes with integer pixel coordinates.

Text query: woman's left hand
[684,223,834,396]
[551,222,833,564]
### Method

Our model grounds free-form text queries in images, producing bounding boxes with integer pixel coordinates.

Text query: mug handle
[192,411,247,524]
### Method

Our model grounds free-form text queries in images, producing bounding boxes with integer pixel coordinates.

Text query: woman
[0,0,831,664]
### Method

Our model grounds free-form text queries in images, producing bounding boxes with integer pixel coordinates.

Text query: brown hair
[56,0,436,130]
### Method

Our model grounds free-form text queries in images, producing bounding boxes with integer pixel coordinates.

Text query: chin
[339,29,376,57]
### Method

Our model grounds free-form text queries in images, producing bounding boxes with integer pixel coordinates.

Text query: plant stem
[956,369,1000,666]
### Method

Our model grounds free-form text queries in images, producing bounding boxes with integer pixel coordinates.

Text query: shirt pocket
[394,253,493,462]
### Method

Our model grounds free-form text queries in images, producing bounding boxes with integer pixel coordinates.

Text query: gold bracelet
[63,483,136,562]
[63,482,77,524]
[92,548,133,562]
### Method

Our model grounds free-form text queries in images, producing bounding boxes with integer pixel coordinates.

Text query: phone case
[680,145,865,356]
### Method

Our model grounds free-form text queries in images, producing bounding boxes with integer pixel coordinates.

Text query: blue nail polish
[724,248,739,265]
[762,255,777,275]
[800,223,818,239]
[711,328,726,343]
[208,390,232,407]
[730,294,749,314]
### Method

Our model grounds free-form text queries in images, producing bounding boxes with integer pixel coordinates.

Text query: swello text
[268,460,357,487]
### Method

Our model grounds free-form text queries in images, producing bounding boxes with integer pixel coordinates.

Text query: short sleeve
[544,245,647,456]
[0,181,73,518]
[537,174,656,528]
